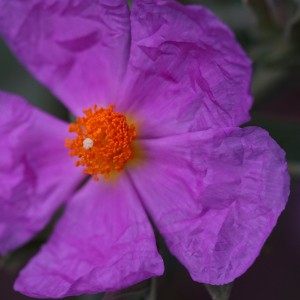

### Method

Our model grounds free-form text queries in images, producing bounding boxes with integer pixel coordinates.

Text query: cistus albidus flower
[0,0,290,298]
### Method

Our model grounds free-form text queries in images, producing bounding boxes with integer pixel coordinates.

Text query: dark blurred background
[1,0,300,299]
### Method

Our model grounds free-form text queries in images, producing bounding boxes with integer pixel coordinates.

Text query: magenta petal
[129,127,290,284]
[0,91,84,254]
[0,0,130,116]
[14,174,164,298]
[118,0,253,138]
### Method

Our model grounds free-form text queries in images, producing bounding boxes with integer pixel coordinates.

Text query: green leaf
[287,161,300,180]
[244,0,279,30]
[284,0,300,41]
[0,241,40,273]
[102,277,156,300]
[247,114,300,163]
[204,282,233,300]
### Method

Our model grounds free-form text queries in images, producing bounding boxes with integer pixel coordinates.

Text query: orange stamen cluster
[66,104,137,180]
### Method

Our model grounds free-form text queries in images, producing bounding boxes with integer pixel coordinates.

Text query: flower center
[66,104,137,181]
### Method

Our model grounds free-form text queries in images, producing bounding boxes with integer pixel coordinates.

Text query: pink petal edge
[130,127,290,284]
[0,91,84,254]
[14,173,164,298]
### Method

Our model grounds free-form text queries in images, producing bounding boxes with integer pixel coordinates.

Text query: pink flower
[0,0,290,298]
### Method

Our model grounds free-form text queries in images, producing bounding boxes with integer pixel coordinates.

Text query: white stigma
[83,138,94,150]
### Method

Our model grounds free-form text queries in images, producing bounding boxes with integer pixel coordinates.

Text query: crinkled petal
[117,0,253,138]
[0,0,130,116]
[129,127,290,284]
[14,173,164,298]
[0,91,84,254]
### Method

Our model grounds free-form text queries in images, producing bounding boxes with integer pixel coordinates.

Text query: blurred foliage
[102,279,156,300]
[1,1,300,300]
[204,283,233,300]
